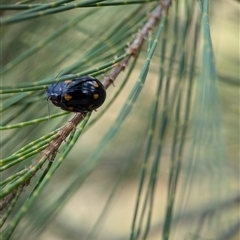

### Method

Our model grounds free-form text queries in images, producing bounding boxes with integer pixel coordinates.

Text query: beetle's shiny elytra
[46,76,106,112]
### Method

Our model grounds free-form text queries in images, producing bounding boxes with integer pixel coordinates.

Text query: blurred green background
[1,0,239,240]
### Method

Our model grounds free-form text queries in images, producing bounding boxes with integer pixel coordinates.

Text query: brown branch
[1,0,173,210]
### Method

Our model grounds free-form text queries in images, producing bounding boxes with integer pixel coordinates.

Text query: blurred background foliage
[0,0,239,240]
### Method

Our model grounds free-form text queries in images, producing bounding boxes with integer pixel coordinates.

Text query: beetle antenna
[47,98,51,119]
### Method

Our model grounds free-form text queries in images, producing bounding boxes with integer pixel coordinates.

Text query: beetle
[46,76,106,112]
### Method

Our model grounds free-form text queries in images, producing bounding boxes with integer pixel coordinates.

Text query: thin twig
[1,0,173,209]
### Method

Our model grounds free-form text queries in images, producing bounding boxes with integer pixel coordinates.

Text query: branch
[1,0,173,209]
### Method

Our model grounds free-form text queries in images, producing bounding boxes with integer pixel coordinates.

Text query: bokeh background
[1,0,239,240]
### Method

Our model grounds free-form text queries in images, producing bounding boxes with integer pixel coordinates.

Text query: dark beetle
[46,76,106,112]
